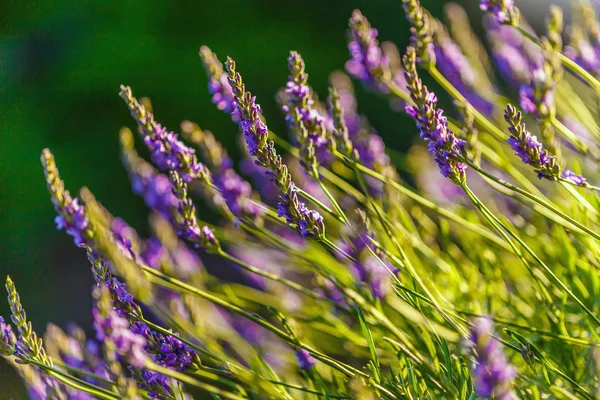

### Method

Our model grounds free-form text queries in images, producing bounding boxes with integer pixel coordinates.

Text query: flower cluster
[283,51,329,172]
[120,128,178,219]
[130,322,196,371]
[505,104,586,186]
[200,45,235,114]
[403,47,467,184]
[480,0,519,26]
[119,86,209,183]
[41,149,92,246]
[464,318,516,399]
[93,309,148,368]
[346,10,391,90]
[226,57,325,238]
[402,0,435,67]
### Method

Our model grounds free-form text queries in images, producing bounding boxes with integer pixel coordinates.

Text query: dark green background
[0,0,553,396]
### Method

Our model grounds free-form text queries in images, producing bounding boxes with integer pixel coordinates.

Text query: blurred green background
[0,0,555,396]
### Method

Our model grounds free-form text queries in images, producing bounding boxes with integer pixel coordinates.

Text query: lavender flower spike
[403,47,467,184]
[199,46,235,114]
[169,171,220,252]
[480,0,518,26]
[346,10,391,90]
[226,57,325,238]
[41,149,92,246]
[284,51,328,173]
[504,104,563,182]
[0,316,15,357]
[119,85,209,183]
[402,0,435,67]
[464,317,516,399]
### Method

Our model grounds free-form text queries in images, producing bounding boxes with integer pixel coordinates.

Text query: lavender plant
[5,1,600,398]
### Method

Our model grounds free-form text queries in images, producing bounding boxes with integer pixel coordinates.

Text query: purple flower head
[464,317,517,399]
[565,31,600,76]
[226,58,325,238]
[119,86,209,184]
[480,0,517,25]
[130,321,196,371]
[504,104,563,181]
[214,156,262,219]
[141,237,165,270]
[346,10,391,91]
[200,46,236,115]
[93,310,148,368]
[404,49,467,184]
[277,183,325,238]
[283,51,330,170]
[295,349,316,370]
[54,197,90,246]
[42,149,94,247]
[144,124,206,182]
[129,366,172,400]
[561,170,587,187]
[0,316,15,356]
[121,128,179,221]
[518,65,555,119]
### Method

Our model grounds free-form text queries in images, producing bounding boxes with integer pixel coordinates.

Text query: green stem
[347,157,510,251]
[466,160,600,242]
[138,263,367,379]
[28,360,119,400]
[145,362,247,400]
[218,249,326,302]
[428,67,506,141]
[266,380,352,399]
[462,184,600,326]
[516,26,600,94]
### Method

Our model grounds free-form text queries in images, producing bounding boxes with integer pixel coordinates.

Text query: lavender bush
[4,0,600,398]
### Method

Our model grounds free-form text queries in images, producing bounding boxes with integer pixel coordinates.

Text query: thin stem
[28,360,120,400]
[516,26,600,94]
[466,160,600,242]
[218,248,327,303]
[428,66,506,141]
[346,157,511,251]
[462,184,600,326]
[138,263,368,378]
[145,362,247,400]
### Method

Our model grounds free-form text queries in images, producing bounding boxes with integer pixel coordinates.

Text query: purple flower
[129,366,172,400]
[0,316,15,356]
[226,57,325,238]
[144,124,205,182]
[130,321,196,371]
[480,0,516,25]
[277,183,324,238]
[93,310,148,368]
[119,86,208,183]
[404,49,467,184]
[518,66,555,119]
[464,317,516,399]
[433,30,495,116]
[504,104,564,181]
[283,52,330,169]
[214,156,263,219]
[561,170,587,187]
[565,34,600,76]
[295,349,316,370]
[346,10,390,91]
[54,198,90,246]
[200,46,236,115]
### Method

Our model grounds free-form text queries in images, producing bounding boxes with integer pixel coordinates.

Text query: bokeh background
[0,0,561,396]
